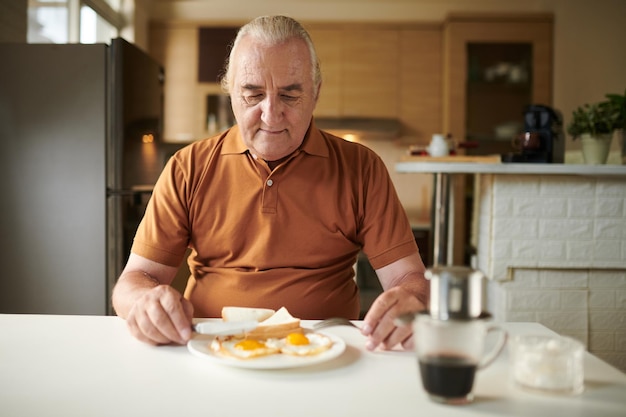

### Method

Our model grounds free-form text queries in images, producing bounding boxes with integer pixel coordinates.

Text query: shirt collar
[300,119,330,158]
[221,125,248,155]
[220,119,330,158]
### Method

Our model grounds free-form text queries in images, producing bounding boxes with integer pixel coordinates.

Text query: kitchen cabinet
[307,28,343,117]
[443,12,553,147]
[151,22,442,143]
[149,23,237,142]
[149,23,200,142]
[309,24,442,134]
[342,29,400,118]
[198,27,238,83]
[398,27,443,138]
[442,13,554,264]
[309,27,400,118]
[308,24,443,134]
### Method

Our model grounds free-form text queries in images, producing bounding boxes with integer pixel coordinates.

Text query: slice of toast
[221,306,276,323]
[245,307,302,339]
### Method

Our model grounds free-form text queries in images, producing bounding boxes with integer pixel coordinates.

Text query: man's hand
[112,253,193,345]
[362,252,429,351]
[361,286,424,351]
[125,285,194,345]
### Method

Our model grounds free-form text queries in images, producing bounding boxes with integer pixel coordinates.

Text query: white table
[1,314,625,417]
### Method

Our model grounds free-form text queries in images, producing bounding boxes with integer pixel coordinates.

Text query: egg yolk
[286,333,310,346]
[234,339,266,351]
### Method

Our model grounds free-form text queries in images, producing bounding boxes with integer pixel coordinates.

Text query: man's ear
[314,81,322,103]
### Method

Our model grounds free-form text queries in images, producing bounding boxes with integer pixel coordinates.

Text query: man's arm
[361,252,429,351]
[112,253,193,345]
[376,252,429,304]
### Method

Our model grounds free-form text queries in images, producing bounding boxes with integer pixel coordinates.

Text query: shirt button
[266,179,274,187]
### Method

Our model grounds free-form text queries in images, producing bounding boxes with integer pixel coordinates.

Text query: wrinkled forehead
[231,36,315,91]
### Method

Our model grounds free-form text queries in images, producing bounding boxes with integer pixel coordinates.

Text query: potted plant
[605,89,626,131]
[567,89,625,164]
[606,89,626,164]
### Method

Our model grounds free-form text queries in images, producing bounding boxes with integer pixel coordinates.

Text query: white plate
[187,331,346,370]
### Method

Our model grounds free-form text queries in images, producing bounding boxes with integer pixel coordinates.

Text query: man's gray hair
[220,15,322,93]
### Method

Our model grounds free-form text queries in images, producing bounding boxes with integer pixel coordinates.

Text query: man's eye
[244,94,263,104]
[281,94,299,102]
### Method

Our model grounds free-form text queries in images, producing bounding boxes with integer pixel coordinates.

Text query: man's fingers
[127,309,170,345]
[363,286,425,351]
[128,286,191,345]
[145,297,186,344]
[156,289,193,342]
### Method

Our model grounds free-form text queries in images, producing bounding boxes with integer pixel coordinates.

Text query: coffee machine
[504,104,565,163]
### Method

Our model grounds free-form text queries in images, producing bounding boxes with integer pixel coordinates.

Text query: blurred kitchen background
[0,1,624,319]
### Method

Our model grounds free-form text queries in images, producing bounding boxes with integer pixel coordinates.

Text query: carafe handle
[478,325,508,369]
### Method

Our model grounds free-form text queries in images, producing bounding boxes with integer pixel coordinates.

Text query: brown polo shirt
[131,121,418,319]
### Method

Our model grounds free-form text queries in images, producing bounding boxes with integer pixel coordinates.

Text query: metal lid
[425,266,486,320]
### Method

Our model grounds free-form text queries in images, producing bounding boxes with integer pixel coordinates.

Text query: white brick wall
[477,174,626,372]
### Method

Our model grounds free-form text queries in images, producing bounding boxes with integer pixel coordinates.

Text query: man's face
[229,36,319,163]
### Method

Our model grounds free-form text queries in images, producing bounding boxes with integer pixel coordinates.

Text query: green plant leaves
[567,89,626,139]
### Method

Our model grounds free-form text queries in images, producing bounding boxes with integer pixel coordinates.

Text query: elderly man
[112,15,428,351]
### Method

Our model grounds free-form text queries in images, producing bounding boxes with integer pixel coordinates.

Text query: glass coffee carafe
[400,266,507,405]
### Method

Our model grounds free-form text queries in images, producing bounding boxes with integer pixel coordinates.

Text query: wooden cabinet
[442,13,554,264]
[443,12,554,149]
[198,27,238,83]
[398,27,443,138]
[151,22,443,143]
[309,24,442,139]
[307,28,343,117]
[309,27,400,118]
[342,29,400,118]
[149,23,200,142]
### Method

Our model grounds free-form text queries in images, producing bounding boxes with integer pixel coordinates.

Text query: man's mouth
[260,128,286,135]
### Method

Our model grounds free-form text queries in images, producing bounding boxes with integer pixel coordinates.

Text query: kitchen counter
[396,159,626,265]
[396,158,626,176]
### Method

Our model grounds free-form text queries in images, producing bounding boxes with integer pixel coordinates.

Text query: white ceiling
[150,0,541,22]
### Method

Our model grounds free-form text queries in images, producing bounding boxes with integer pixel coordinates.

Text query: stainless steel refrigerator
[0,39,165,315]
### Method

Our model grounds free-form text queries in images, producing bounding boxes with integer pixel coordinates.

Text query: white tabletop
[1,314,625,417]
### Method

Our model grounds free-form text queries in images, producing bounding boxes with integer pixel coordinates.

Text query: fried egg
[211,337,280,359]
[266,332,333,356]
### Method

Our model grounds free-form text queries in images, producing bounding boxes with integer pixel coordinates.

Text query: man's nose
[260,96,284,125]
